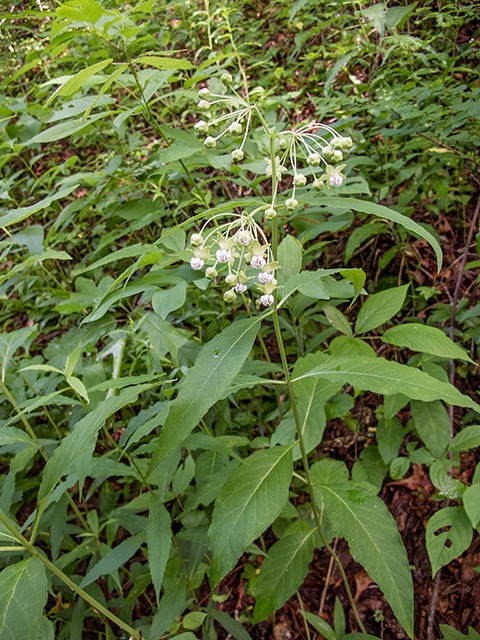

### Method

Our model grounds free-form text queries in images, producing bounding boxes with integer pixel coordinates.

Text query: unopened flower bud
[216,248,231,263]
[258,271,274,284]
[322,146,334,161]
[260,294,274,307]
[332,150,343,163]
[190,233,204,247]
[265,207,277,220]
[236,230,251,246]
[194,120,209,134]
[307,153,321,166]
[229,121,242,135]
[198,99,210,111]
[225,273,238,285]
[329,174,343,187]
[224,289,237,303]
[293,174,307,187]
[286,197,298,211]
[235,282,247,293]
[190,257,204,270]
[341,136,353,149]
[278,137,287,150]
[206,267,218,279]
[221,72,233,86]
[313,178,324,191]
[204,136,217,148]
[198,87,210,99]
[232,149,244,162]
[251,255,266,269]
[331,137,343,150]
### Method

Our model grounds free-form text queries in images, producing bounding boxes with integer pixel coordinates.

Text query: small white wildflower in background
[330,174,343,187]
[260,294,274,306]
[232,149,244,162]
[251,255,266,269]
[235,283,247,293]
[216,248,231,263]
[190,257,204,270]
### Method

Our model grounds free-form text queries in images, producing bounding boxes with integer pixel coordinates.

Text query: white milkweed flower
[232,149,244,162]
[194,120,209,134]
[330,174,343,187]
[286,197,298,211]
[198,87,210,99]
[198,99,210,111]
[204,136,217,148]
[265,207,277,220]
[236,230,252,246]
[258,271,274,284]
[206,267,218,279]
[225,273,238,285]
[260,294,274,306]
[251,255,266,269]
[190,257,204,270]
[307,152,321,166]
[190,233,204,247]
[216,248,232,263]
[293,174,307,187]
[229,121,243,135]
[235,282,247,293]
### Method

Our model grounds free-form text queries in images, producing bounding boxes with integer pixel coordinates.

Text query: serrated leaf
[208,446,293,586]
[410,400,451,458]
[253,522,316,622]
[325,197,442,271]
[382,323,475,363]
[355,284,409,334]
[292,356,479,410]
[426,507,472,577]
[312,482,413,636]
[0,558,47,640]
[79,533,145,587]
[148,316,261,478]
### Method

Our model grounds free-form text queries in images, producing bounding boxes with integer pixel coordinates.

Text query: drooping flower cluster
[188,207,279,306]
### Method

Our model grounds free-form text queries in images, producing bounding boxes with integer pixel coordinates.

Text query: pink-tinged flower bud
[258,271,273,284]
[232,149,244,162]
[216,248,231,263]
[293,174,307,187]
[225,273,238,285]
[286,197,298,211]
[329,174,343,187]
[198,99,210,111]
[307,152,321,166]
[224,289,237,303]
[236,230,251,246]
[190,257,204,270]
[260,294,274,306]
[204,136,217,148]
[251,255,266,269]
[229,121,243,135]
[313,178,324,191]
[194,120,209,134]
[265,207,277,220]
[190,233,204,247]
[206,267,218,279]
[198,87,210,99]
[235,282,247,293]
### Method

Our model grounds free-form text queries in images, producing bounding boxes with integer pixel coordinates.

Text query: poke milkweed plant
[1,2,480,639]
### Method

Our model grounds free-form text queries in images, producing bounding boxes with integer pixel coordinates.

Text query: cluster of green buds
[188,205,279,307]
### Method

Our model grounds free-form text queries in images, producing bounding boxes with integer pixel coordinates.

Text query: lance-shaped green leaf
[410,400,451,458]
[0,558,48,640]
[0,325,37,382]
[208,446,293,587]
[324,196,442,271]
[292,356,479,410]
[355,284,409,334]
[312,482,414,637]
[0,185,78,228]
[0,426,35,446]
[253,521,316,623]
[426,506,472,577]
[28,112,113,144]
[44,59,113,107]
[382,323,475,363]
[148,316,261,478]
[280,268,365,306]
[80,533,145,587]
[138,55,194,70]
[0,250,72,287]
[147,492,172,604]
[38,383,154,507]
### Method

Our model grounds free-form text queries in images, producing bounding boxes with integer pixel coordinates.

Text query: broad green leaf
[340,268,366,303]
[66,375,90,403]
[313,482,413,636]
[208,609,253,640]
[38,383,154,506]
[345,222,388,262]
[80,533,145,587]
[429,460,465,499]
[410,400,451,458]
[325,51,356,95]
[0,185,78,228]
[449,425,480,452]
[139,55,194,70]
[325,197,442,271]
[34,617,54,640]
[438,625,480,640]
[45,59,113,107]
[0,250,72,287]
[385,3,417,31]
[208,446,293,586]
[426,507,472,576]
[147,493,172,604]
[329,336,376,358]
[461,484,480,528]
[56,0,103,22]
[382,323,475,363]
[292,356,479,410]
[253,521,316,622]
[277,234,302,280]
[75,243,152,275]
[183,612,207,630]
[376,417,404,465]
[0,325,37,382]
[355,284,409,334]
[28,112,113,144]
[280,268,365,306]
[0,558,47,640]
[152,282,187,319]
[322,303,352,336]
[148,316,261,478]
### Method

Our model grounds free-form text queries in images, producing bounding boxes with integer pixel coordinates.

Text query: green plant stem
[265,132,367,633]
[0,510,141,640]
